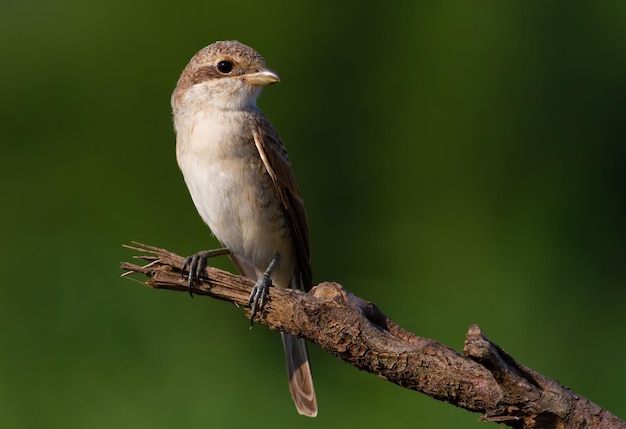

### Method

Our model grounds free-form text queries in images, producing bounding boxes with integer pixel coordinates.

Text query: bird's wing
[251,114,312,291]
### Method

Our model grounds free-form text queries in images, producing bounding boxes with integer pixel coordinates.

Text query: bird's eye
[217,60,233,74]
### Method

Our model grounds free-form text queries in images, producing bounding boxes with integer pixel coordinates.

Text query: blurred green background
[1,0,625,427]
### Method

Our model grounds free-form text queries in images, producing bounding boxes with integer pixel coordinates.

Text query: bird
[171,40,317,417]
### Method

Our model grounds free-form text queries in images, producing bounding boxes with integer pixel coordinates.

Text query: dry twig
[121,242,624,429]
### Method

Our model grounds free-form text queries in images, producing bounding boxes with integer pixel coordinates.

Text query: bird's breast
[175,108,291,270]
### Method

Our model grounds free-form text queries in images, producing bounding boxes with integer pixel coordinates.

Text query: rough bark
[120,242,624,429]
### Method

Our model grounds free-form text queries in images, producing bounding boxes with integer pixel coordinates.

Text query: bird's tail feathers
[281,332,317,417]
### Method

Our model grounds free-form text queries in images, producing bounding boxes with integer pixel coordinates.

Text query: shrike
[171,40,317,417]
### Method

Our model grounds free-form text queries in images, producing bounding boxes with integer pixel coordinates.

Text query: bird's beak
[238,69,280,86]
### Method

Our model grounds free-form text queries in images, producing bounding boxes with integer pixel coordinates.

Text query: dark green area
[1,1,625,427]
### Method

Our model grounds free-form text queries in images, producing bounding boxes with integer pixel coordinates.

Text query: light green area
[1,1,625,427]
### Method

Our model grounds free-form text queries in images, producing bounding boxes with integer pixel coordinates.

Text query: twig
[120,242,624,429]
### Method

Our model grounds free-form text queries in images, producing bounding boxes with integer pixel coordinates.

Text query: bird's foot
[248,253,281,326]
[181,248,230,297]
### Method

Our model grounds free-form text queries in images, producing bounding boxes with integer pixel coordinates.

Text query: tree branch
[120,242,623,429]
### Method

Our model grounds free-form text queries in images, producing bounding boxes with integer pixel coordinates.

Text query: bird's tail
[281,332,317,417]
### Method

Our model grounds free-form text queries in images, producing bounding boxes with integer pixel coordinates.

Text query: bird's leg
[249,253,281,326]
[181,248,230,297]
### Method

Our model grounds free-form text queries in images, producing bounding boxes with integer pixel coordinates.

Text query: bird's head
[172,40,280,112]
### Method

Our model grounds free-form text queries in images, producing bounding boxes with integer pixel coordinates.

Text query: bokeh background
[2,1,625,428]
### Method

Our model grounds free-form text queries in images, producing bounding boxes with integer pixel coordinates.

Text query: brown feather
[251,118,313,291]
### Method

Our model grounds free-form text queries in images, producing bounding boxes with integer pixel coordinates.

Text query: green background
[2,1,625,428]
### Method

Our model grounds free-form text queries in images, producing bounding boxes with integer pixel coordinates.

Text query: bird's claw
[181,252,209,297]
[248,274,272,325]
[181,248,230,297]
[248,253,281,326]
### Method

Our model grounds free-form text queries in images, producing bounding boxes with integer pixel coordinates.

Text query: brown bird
[171,40,317,417]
